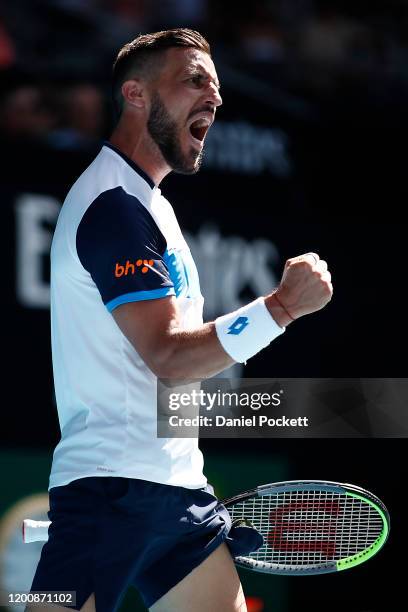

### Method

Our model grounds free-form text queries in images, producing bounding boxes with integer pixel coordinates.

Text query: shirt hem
[106,287,175,312]
[49,470,207,492]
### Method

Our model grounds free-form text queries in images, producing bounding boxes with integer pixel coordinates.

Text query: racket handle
[23,519,50,543]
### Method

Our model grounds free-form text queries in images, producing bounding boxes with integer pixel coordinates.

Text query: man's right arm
[112,252,333,380]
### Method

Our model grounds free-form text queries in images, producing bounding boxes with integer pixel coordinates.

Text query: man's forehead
[164,47,218,81]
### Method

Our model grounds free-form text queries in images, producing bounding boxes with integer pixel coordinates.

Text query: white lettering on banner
[184,225,280,319]
[15,194,60,308]
[203,120,291,176]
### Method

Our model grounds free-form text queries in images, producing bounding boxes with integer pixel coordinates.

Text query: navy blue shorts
[30,477,262,611]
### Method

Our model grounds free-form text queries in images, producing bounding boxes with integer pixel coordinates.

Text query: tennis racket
[23,479,389,575]
[223,480,389,575]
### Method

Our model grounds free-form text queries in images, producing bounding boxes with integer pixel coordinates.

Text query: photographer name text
[168,415,309,428]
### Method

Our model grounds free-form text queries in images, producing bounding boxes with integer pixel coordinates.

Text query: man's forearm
[159,295,289,379]
[159,321,235,379]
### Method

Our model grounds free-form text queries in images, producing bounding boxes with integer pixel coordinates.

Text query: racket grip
[23,519,51,543]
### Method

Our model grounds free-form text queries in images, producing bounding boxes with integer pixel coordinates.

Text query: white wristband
[214,297,285,363]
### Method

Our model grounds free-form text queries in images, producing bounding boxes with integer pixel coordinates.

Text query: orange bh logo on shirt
[114,259,154,277]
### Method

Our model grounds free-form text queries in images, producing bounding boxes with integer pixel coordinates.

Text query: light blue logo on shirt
[164,248,201,299]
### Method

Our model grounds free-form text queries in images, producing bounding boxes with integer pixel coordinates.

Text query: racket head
[222,480,390,575]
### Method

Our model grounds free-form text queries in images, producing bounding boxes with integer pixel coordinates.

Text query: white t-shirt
[48,142,206,491]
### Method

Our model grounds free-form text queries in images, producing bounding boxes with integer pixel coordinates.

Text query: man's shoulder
[66,146,117,198]
[80,186,157,231]
[62,146,144,218]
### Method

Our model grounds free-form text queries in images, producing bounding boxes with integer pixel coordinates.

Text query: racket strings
[227,490,383,566]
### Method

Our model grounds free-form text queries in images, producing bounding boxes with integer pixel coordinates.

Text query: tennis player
[27,29,332,612]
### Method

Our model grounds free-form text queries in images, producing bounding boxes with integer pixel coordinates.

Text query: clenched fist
[265,252,333,327]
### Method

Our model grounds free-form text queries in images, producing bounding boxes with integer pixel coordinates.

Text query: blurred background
[1,1,407,611]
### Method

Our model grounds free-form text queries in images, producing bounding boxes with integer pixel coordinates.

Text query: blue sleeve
[76,187,175,312]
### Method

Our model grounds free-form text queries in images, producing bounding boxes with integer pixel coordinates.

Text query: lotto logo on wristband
[227,316,249,335]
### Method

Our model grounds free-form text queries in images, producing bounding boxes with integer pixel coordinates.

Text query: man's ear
[121,79,146,110]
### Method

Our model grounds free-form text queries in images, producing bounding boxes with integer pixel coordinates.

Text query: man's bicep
[111,296,182,376]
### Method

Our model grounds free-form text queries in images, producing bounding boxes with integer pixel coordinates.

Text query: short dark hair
[112,28,211,118]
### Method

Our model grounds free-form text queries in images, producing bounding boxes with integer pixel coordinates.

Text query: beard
[147,91,203,175]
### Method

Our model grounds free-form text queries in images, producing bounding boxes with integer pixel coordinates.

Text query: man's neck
[109,123,170,186]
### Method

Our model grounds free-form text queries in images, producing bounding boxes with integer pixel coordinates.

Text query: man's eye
[190,76,203,86]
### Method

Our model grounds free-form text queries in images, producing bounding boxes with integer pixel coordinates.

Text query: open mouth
[188,116,212,145]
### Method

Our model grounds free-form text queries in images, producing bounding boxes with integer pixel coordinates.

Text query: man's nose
[206,82,222,107]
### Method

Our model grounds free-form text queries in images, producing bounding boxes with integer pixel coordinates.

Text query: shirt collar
[103,141,156,190]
